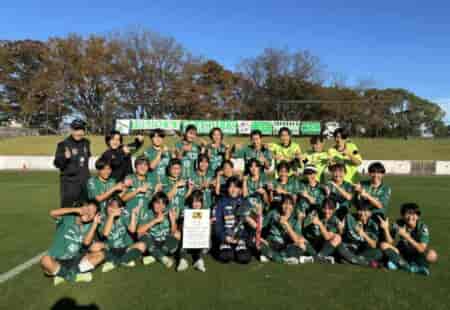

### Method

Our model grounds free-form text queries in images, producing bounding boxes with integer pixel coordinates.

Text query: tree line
[0,28,447,137]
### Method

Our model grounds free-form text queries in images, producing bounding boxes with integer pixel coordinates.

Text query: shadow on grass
[51,298,99,310]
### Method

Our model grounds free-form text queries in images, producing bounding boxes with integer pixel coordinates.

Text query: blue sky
[1,0,449,122]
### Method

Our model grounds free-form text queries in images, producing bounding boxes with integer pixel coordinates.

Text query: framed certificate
[182,209,211,249]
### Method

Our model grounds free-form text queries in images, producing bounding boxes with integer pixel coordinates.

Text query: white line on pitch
[0,251,47,284]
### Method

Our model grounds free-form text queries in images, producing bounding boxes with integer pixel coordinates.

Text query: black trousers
[60,179,87,208]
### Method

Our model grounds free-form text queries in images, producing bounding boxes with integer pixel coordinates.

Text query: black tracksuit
[53,136,91,207]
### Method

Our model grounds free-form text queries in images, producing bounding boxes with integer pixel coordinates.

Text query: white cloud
[432,98,450,123]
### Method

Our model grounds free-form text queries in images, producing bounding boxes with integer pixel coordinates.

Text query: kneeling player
[137,192,180,268]
[379,203,438,276]
[303,199,341,264]
[176,190,209,272]
[100,198,146,272]
[261,195,316,264]
[40,201,104,285]
[336,203,382,267]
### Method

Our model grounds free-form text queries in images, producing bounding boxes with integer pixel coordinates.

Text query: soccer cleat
[102,262,116,273]
[193,259,206,272]
[142,256,156,266]
[122,260,136,268]
[176,258,189,272]
[315,255,335,264]
[387,261,398,271]
[161,256,174,269]
[299,256,315,264]
[417,266,430,276]
[408,263,419,274]
[75,273,92,283]
[283,257,299,265]
[53,276,65,286]
[259,255,270,263]
[324,256,335,264]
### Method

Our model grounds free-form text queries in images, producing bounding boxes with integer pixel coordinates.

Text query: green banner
[300,122,321,135]
[181,120,237,135]
[130,119,181,131]
[251,121,273,135]
[272,121,301,136]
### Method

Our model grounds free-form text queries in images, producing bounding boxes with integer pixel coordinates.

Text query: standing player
[268,127,302,176]
[354,162,391,216]
[243,159,270,214]
[53,119,91,207]
[324,163,354,219]
[303,135,329,182]
[175,125,203,179]
[269,161,299,209]
[100,130,144,182]
[232,130,273,174]
[137,192,180,268]
[297,165,326,215]
[144,129,172,182]
[86,157,127,212]
[190,154,215,210]
[328,128,362,183]
[206,127,230,176]
[40,201,104,285]
[379,203,438,275]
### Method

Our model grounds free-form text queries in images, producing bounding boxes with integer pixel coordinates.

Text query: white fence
[0,156,449,175]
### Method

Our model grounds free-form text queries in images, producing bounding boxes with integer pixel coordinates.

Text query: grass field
[0,171,449,310]
[0,135,450,160]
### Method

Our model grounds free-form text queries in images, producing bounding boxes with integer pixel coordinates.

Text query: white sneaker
[102,262,116,273]
[122,260,136,268]
[161,256,174,269]
[53,276,65,286]
[260,255,270,263]
[193,258,206,272]
[142,256,156,266]
[283,257,299,265]
[176,258,189,272]
[324,256,335,264]
[299,256,315,264]
[74,272,92,283]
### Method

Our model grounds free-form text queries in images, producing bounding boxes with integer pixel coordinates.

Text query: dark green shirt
[138,207,172,242]
[144,146,172,181]
[233,145,272,171]
[206,143,227,176]
[124,174,158,212]
[175,141,202,179]
[342,214,379,248]
[99,209,133,249]
[358,180,391,215]
[297,181,326,213]
[304,214,339,242]
[190,171,215,209]
[263,210,302,245]
[86,176,116,211]
[325,181,354,211]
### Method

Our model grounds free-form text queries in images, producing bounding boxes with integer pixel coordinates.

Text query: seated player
[303,135,329,182]
[297,165,326,215]
[161,159,194,216]
[100,198,147,273]
[190,154,215,210]
[336,202,382,267]
[40,201,104,285]
[214,177,256,264]
[328,128,362,183]
[303,199,341,264]
[268,127,302,176]
[86,157,127,212]
[269,161,299,209]
[137,192,180,268]
[175,124,203,179]
[324,163,354,219]
[232,129,273,174]
[261,194,316,264]
[101,130,144,182]
[243,159,270,214]
[379,203,438,276]
[144,129,172,182]
[176,190,209,272]
[206,127,230,176]
[354,161,391,217]
[121,156,161,213]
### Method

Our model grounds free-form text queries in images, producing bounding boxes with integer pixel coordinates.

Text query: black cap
[70,119,86,130]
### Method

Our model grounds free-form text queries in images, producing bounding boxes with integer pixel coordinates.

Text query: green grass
[0,135,450,160]
[1,172,449,309]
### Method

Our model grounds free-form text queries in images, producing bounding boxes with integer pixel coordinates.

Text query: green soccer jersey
[272,177,299,196]
[86,176,117,211]
[161,176,187,216]
[245,174,269,212]
[324,181,354,211]
[304,214,339,242]
[138,207,171,242]
[263,210,303,245]
[328,142,362,183]
[124,174,158,212]
[144,146,172,181]
[175,141,202,179]
[233,145,273,171]
[297,181,326,213]
[303,150,329,182]
[190,171,215,209]
[342,214,379,248]
[48,215,92,260]
[358,180,391,215]
[392,219,430,246]
[206,143,227,176]
[99,209,133,249]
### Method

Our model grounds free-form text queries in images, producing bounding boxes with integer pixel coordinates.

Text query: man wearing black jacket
[100,130,144,182]
[54,120,91,208]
